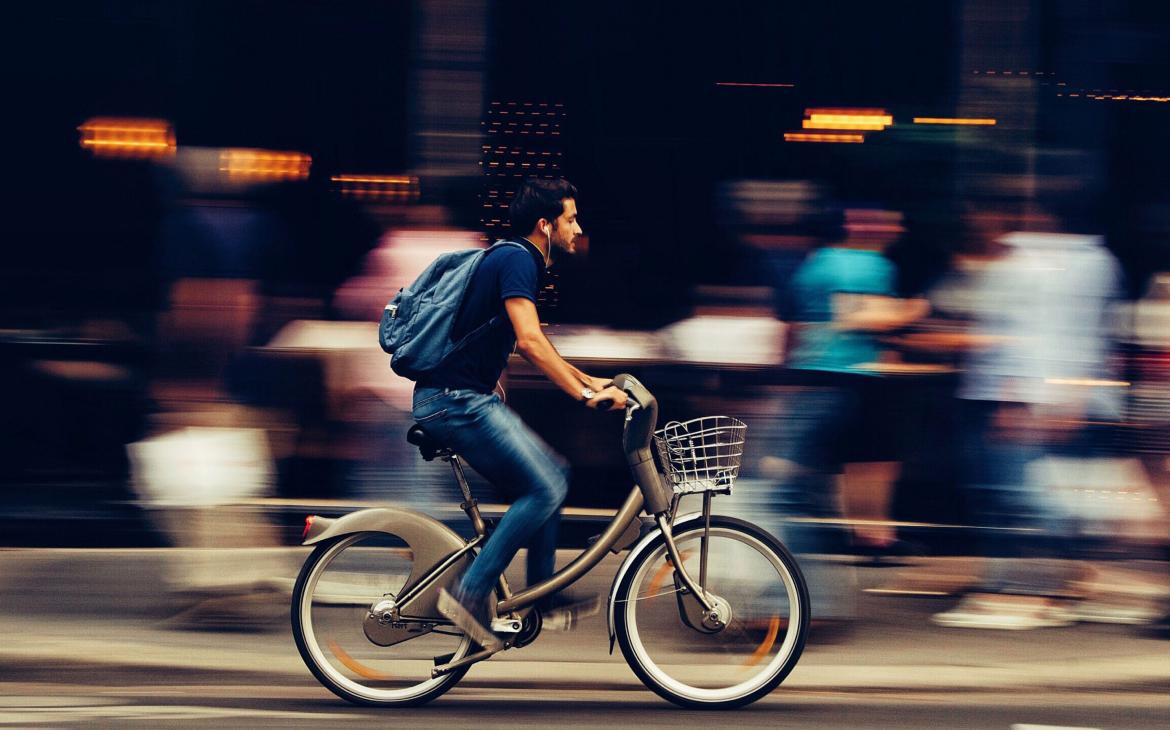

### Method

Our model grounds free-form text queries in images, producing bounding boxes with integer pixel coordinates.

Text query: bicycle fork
[659,492,732,633]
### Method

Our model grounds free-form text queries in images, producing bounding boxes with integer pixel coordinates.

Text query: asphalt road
[3,668,1169,730]
[4,548,1170,728]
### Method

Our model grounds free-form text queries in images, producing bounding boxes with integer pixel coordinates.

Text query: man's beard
[550,239,576,262]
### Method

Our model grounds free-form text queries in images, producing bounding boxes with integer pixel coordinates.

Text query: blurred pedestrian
[770,200,928,631]
[933,208,1124,630]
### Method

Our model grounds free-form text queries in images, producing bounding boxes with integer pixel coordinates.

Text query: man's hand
[586,384,627,411]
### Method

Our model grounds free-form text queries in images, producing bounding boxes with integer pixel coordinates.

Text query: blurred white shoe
[1068,599,1161,625]
[932,595,1075,630]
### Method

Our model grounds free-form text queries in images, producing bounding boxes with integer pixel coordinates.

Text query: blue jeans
[959,400,1075,596]
[412,386,570,604]
[769,387,858,621]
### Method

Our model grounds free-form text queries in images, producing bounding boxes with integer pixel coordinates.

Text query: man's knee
[551,467,570,505]
[541,463,570,508]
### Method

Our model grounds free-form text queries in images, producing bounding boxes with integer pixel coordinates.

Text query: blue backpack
[379,240,527,381]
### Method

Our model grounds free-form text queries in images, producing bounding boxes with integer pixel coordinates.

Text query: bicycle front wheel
[613,516,809,709]
[292,532,474,707]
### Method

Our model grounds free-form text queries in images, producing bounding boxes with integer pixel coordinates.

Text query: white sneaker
[437,588,502,651]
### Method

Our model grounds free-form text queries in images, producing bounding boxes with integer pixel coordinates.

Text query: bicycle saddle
[407,424,448,461]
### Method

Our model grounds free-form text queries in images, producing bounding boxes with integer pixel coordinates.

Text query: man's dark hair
[509,177,578,234]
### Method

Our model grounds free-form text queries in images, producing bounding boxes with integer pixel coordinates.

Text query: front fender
[606,511,705,652]
[302,507,472,619]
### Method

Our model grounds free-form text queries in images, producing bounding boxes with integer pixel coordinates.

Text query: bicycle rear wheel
[613,516,809,709]
[292,532,474,706]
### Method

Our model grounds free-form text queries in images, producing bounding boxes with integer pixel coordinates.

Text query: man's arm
[504,297,626,410]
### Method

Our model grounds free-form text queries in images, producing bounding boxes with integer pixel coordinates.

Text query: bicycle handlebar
[608,373,672,513]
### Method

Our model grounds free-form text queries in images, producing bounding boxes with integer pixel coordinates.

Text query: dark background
[6,0,1170,545]
[5,1,966,325]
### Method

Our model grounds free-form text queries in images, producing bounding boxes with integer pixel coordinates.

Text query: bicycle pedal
[490,617,523,633]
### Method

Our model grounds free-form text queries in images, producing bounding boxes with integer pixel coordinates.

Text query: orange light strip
[331,175,415,184]
[219,148,311,181]
[913,117,997,126]
[785,132,865,144]
[78,117,175,158]
[82,140,173,148]
[805,107,889,116]
[1061,94,1170,102]
[331,173,420,202]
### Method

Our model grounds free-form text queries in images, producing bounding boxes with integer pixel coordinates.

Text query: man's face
[547,198,583,256]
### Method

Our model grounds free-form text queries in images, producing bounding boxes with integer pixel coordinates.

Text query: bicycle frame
[496,374,715,616]
[301,374,721,673]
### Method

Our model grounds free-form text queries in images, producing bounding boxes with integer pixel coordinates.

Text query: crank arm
[431,641,508,677]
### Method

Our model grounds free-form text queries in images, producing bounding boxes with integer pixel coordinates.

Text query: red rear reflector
[303,515,316,538]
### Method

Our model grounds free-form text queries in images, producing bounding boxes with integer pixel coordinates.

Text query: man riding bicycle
[412,177,627,650]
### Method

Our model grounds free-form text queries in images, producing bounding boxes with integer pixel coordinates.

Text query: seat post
[446,454,514,602]
[446,454,488,538]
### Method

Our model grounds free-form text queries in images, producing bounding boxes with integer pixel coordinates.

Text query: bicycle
[291,373,809,709]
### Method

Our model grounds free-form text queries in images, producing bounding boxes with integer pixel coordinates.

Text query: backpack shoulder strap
[444,240,535,355]
[484,239,529,255]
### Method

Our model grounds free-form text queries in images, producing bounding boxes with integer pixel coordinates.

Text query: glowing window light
[803,109,892,131]
[784,132,865,144]
[803,116,890,130]
[78,117,175,158]
[913,117,997,126]
[219,149,311,181]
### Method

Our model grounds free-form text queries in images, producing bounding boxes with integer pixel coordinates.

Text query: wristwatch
[580,386,596,402]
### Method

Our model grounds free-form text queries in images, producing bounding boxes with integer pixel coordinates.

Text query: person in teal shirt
[769,206,928,631]
[786,245,903,374]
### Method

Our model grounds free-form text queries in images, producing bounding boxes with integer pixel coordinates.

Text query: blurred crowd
[720,178,1170,637]
[3,156,1170,639]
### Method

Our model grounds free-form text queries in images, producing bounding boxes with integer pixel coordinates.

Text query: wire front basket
[653,416,746,495]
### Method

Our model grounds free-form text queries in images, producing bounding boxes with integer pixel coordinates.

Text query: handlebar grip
[594,398,614,411]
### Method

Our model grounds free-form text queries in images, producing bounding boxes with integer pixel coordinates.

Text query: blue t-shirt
[785,247,895,374]
[423,238,546,392]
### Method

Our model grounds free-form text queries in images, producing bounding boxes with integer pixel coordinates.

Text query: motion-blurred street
[3,547,1169,728]
[11,1,1170,726]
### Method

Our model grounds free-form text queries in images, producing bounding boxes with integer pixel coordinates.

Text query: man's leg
[525,506,561,588]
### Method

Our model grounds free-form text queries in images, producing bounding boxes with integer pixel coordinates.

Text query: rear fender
[302,507,472,619]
